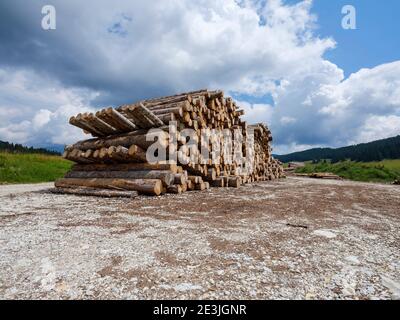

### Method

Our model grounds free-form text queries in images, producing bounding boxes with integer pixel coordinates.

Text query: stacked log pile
[249,124,284,181]
[56,89,284,197]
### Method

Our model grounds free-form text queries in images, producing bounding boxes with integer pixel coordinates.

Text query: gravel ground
[0,177,399,300]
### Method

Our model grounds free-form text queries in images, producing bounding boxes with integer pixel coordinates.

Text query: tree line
[0,140,60,156]
[276,135,400,163]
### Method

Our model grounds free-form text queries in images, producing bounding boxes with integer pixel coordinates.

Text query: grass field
[295,159,400,183]
[0,152,72,184]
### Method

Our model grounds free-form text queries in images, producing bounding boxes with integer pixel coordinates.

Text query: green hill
[0,152,72,184]
[295,160,400,183]
[275,135,400,163]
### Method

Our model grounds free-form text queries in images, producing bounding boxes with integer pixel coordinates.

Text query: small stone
[312,229,337,239]
[305,292,316,300]
[342,286,355,296]
[345,255,360,265]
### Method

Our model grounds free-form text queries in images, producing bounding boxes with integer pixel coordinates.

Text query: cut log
[151,104,185,117]
[188,176,202,184]
[64,149,94,164]
[133,105,155,127]
[118,105,150,128]
[72,163,178,173]
[153,107,183,118]
[84,113,117,135]
[65,170,173,186]
[138,103,164,127]
[96,108,137,132]
[195,182,206,191]
[181,183,188,192]
[50,187,138,198]
[173,173,186,185]
[210,177,225,187]
[128,144,147,162]
[70,130,168,151]
[105,146,129,162]
[156,113,176,123]
[69,115,104,137]
[205,168,217,181]
[167,185,183,194]
[55,178,163,196]
[227,177,241,188]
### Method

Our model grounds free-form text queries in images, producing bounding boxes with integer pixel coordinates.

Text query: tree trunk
[65,170,173,186]
[55,178,163,196]
[50,187,138,198]
[72,162,178,173]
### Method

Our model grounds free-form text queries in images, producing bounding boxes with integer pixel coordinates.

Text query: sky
[0,0,399,154]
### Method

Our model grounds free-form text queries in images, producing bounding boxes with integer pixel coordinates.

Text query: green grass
[295,160,400,183]
[0,152,73,184]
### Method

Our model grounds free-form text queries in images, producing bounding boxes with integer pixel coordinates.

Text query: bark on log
[118,105,151,128]
[195,182,206,190]
[227,177,241,188]
[156,113,176,123]
[70,130,168,151]
[96,108,137,132]
[138,103,164,127]
[72,163,178,173]
[152,106,183,117]
[55,178,163,196]
[133,105,156,127]
[210,177,225,187]
[205,168,217,181]
[173,173,186,185]
[65,170,173,186]
[105,146,129,162]
[188,176,202,184]
[83,113,117,135]
[64,149,94,163]
[167,185,182,194]
[181,183,188,192]
[128,145,147,162]
[50,187,138,198]
[69,115,104,137]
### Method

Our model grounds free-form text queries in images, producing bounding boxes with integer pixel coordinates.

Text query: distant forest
[0,140,60,156]
[276,135,400,163]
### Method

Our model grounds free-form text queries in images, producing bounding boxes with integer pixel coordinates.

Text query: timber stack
[55,89,284,197]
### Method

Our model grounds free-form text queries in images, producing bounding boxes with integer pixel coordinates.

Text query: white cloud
[280,116,297,125]
[239,100,274,125]
[0,0,399,154]
[0,68,98,146]
[275,61,400,151]
[353,115,400,144]
[0,121,31,144]
[32,109,52,130]
[242,60,400,153]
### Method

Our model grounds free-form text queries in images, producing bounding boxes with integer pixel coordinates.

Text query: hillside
[295,160,400,183]
[0,152,72,184]
[0,140,61,155]
[275,135,400,163]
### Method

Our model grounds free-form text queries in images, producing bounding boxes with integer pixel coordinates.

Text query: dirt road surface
[0,177,399,300]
